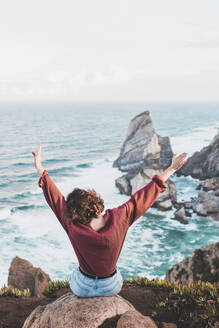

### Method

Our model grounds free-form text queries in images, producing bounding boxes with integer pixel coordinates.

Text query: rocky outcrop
[193,178,219,220]
[193,191,219,219]
[176,131,219,180]
[165,242,219,284]
[197,177,219,192]
[113,111,173,173]
[165,131,219,221]
[175,173,219,223]
[22,292,158,328]
[8,256,51,297]
[172,207,188,224]
[175,184,219,221]
[113,110,176,210]
[117,310,158,328]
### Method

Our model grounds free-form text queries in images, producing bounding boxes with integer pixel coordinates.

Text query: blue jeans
[69,267,123,297]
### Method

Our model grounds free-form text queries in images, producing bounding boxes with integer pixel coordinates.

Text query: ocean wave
[0,198,20,205]
[11,162,32,167]
[76,162,93,169]
[48,166,76,175]
[11,191,34,199]
[0,182,9,188]
[44,158,70,164]
[11,204,44,213]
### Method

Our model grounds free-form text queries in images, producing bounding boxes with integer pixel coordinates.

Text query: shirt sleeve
[123,174,167,226]
[38,170,68,233]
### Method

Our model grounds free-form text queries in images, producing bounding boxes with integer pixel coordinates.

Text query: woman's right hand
[170,153,188,171]
[32,143,44,176]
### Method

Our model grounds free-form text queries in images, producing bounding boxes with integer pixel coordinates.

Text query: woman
[32,143,187,298]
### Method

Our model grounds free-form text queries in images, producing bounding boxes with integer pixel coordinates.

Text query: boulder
[8,256,51,296]
[113,110,176,210]
[194,202,208,216]
[176,187,219,221]
[176,131,219,180]
[196,177,219,192]
[22,292,136,328]
[172,207,188,224]
[183,201,194,209]
[165,242,219,284]
[117,310,158,328]
[115,174,132,195]
[192,191,219,219]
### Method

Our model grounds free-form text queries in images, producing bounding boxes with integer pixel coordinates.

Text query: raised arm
[32,143,68,233]
[124,152,187,225]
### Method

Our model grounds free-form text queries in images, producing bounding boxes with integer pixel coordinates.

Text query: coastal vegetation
[130,276,219,327]
[1,276,219,327]
[0,285,31,297]
[43,279,70,296]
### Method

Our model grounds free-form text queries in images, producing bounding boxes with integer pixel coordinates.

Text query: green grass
[129,276,219,327]
[43,279,70,296]
[0,285,31,297]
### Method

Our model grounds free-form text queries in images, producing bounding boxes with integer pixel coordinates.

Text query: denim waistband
[79,266,117,279]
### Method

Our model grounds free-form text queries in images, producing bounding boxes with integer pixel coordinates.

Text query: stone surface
[165,242,219,284]
[129,167,176,211]
[173,207,188,224]
[192,191,219,219]
[177,131,219,179]
[176,187,219,221]
[160,323,177,328]
[115,174,132,195]
[8,256,51,297]
[197,177,219,192]
[113,110,176,210]
[113,111,173,174]
[22,293,135,328]
[117,310,158,328]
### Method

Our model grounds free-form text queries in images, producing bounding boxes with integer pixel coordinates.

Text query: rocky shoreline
[113,110,219,224]
[1,242,218,328]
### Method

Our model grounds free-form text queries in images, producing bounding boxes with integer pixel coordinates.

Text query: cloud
[0,66,144,100]
[46,66,144,87]
[184,39,219,48]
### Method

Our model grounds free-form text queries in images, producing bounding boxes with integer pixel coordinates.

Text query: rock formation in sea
[165,242,219,284]
[172,207,189,224]
[171,132,219,222]
[22,292,160,328]
[176,131,219,180]
[113,110,176,210]
[8,256,51,297]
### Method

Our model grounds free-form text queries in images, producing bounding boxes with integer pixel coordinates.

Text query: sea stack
[176,131,219,179]
[173,131,219,221]
[113,110,176,210]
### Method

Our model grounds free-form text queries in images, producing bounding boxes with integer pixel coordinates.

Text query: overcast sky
[0,0,219,102]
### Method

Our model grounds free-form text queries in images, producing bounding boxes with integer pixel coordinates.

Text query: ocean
[0,101,219,287]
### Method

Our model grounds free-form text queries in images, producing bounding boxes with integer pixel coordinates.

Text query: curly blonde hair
[65,188,104,225]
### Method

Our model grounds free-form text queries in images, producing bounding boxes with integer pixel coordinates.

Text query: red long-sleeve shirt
[39,170,167,277]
